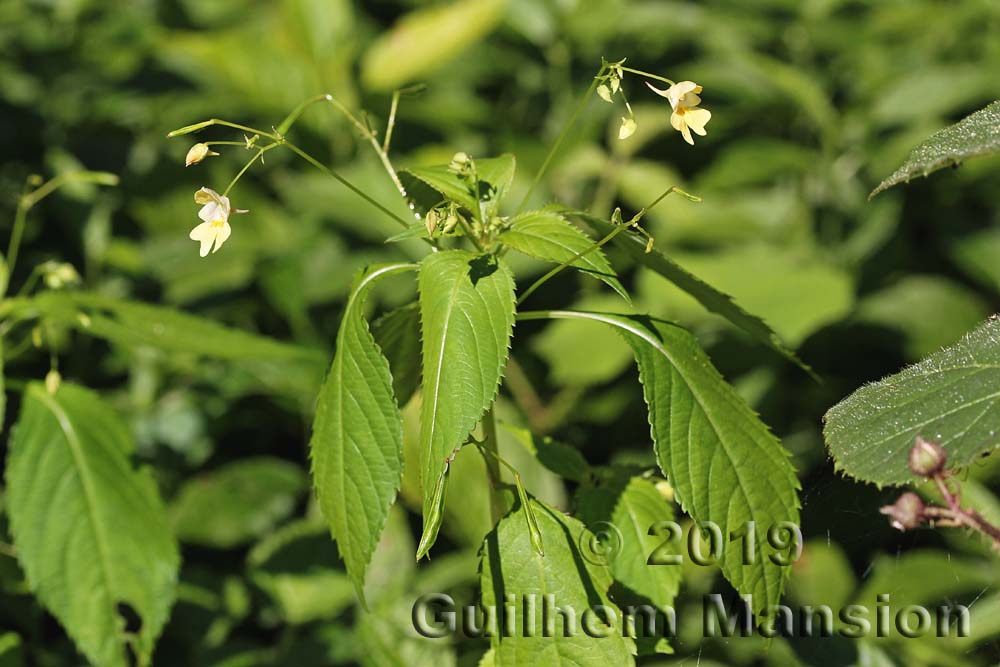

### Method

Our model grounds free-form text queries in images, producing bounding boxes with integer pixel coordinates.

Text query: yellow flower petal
[189,221,217,257]
[212,221,232,253]
[684,107,712,136]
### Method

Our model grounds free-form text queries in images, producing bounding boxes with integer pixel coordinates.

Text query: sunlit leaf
[310,263,416,605]
[5,383,179,667]
[416,251,515,555]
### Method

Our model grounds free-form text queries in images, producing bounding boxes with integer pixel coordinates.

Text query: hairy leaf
[310,263,416,605]
[500,210,628,300]
[417,251,515,555]
[170,457,307,548]
[480,499,636,666]
[5,383,179,667]
[574,213,810,374]
[870,100,1000,198]
[519,310,800,616]
[400,154,515,220]
[824,316,1000,486]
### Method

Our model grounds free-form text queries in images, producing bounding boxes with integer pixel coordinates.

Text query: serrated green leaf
[500,210,628,300]
[372,301,422,406]
[480,499,636,666]
[5,383,179,667]
[823,317,1000,486]
[870,100,1000,198]
[573,213,811,375]
[519,310,800,617]
[400,154,516,220]
[417,251,515,555]
[360,0,506,91]
[310,263,416,605]
[576,474,681,644]
[170,457,307,548]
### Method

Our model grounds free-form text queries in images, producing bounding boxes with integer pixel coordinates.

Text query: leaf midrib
[32,387,119,645]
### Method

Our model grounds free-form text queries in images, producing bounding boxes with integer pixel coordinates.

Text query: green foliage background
[1,0,999,665]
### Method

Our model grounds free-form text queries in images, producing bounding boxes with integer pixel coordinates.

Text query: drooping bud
[185,143,218,167]
[45,369,62,395]
[618,116,637,140]
[908,436,947,478]
[880,492,925,531]
[597,84,613,103]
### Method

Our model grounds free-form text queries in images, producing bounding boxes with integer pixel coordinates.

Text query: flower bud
[880,492,925,531]
[618,116,637,140]
[45,369,62,395]
[597,84,613,103]
[185,143,218,167]
[424,209,439,236]
[908,436,947,477]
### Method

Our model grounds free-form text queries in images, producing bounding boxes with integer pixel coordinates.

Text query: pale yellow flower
[185,143,218,167]
[189,187,242,257]
[646,80,712,145]
[618,116,637,140]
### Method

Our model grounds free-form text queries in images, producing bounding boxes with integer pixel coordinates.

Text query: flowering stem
[383,90,401,153]
[619,66,676,86]
[281,141,413,229]
[221,143,279,197]
[516,64,608,214]
[167,119,277,141]
[322,96,412,216]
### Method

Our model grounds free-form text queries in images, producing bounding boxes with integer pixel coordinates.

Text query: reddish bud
[908,436,947,478]
[880,492,925,531]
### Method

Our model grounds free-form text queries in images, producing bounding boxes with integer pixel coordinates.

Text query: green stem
[383,91,400,153]
[222,144,278,197]
[167,119,277,141]
[323,96,411,215]
[482,406,505,524]
[619,66,675,86]
[281,141,412,229]
[516,223,628,306]
[517,64,608,214]
[5,202,28,296]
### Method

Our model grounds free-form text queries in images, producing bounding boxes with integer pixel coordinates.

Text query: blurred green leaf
[310,263,414,605]
[824,317,1000,485]
[870,100,1000,198]
[951,228,1000,295]
[5,383,179,667]
[361,0,507,91]
[855,275,990,360]
[247,519,355,625]
[170,457,307,548]
[786,540,856,610]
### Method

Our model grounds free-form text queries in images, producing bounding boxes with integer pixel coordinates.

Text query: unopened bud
[42,262,81,289]
[449,152,470,172]
[45,369,62,395]
[424,209,439,236]
[597,84,613,103]
[618,116,637,140]
[880,492,925,531]
[908,436,947,478]
[185,143,218,167]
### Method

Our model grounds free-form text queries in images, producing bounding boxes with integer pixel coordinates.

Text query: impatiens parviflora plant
[880,438,1000,550]
[167,59,801,662]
